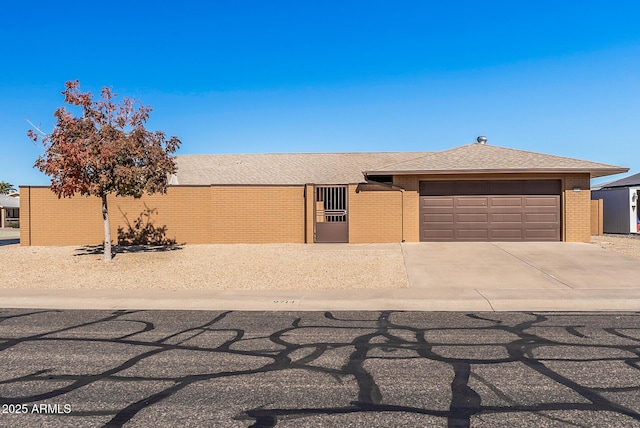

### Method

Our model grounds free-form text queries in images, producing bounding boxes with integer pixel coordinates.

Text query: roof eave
[365,167,630,178]
[589,168,630,179]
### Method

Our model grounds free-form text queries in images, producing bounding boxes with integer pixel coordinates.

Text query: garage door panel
[525,213,559,223]
[456,197,488,207]
[423,213,454,223]
[420,181,560,241]
[422,197,454,208]
[525,229,560,240]
[490,229,523,240]
[456,213,488,223]
[491,197,523,207]
[525,197,558,207]
[457,229,489,240]
[491,213,523,223]
[423,229,455,240]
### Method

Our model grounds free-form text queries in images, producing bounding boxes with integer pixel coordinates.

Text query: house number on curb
[273,300,297,304]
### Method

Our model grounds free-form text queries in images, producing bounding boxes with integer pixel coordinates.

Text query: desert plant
[117,206,177,246]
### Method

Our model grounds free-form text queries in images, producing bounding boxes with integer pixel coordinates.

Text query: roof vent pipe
[477,136,487,144]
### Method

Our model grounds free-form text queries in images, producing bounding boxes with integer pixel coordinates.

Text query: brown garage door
[420,180,561,241]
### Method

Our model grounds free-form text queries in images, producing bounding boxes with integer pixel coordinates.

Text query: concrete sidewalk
[0,228,20,239]
[2,242,640,312]
[1,287,640,312]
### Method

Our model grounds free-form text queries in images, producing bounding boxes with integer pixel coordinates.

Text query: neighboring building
[0,194,19,228]
[591,172,640,234]
[20,140,627,246]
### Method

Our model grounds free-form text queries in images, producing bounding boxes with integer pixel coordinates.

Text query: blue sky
[2,1,639,187]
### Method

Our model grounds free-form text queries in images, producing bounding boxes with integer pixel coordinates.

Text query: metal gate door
[314,185,348,243]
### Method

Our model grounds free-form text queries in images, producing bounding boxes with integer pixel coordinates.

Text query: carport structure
[21,140,626,246]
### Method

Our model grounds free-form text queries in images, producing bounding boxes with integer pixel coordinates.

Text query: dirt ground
[590,234,640,260]
[1,234,638,291]
[0,243,408,291]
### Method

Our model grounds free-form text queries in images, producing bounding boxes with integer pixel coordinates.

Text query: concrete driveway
[401,242,640,310]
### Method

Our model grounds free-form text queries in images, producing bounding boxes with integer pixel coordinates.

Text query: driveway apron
[401,242,640,290]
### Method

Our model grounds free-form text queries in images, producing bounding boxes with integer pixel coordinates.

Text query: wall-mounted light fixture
[572,186,581,192]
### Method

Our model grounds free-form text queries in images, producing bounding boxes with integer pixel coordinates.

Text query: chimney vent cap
[477,136,488,144]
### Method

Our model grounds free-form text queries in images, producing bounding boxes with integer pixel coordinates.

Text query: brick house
[20,141,627,245]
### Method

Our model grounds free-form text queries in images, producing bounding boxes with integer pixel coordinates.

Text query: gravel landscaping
[2,233,639,292]
[0,243,408,291]
[590,234,640,260]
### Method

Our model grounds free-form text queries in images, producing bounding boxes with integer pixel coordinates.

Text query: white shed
[592,173,640,234]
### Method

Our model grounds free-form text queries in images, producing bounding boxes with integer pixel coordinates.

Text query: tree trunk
[102,194,112,261]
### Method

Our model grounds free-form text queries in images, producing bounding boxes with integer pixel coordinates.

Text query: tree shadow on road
[1,310,639,427]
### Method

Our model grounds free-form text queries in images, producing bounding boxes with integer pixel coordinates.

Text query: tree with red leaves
[29,80,181,261]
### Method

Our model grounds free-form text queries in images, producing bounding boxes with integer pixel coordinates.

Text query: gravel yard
[2,234,639,292]
[590,234,640,260]
[0,243,408,291]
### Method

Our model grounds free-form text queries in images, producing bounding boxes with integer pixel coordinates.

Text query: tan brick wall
[305,184,314,243]
[210,186,305,243]
[348,184,404,243]
[392,175,420,242]
[19,187,30,245]
[563,174,591,242]
[113,186,214,244]
[22,187,104,246]
[21,185,305,245]
[402,191,420,242]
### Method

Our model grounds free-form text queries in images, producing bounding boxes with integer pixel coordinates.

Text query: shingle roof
[172,152,429,185]
[596,172,640,189]
[366,143,627,178]
[171,143,627,185]
[0,194,19,208]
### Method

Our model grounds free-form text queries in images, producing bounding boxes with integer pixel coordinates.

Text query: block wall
[305,184,314,243]
[20,185,305,245]
[563,174,591,242]
[392,175,420,242]
[209,186,305,243]
[348,185,404,243]
[21,186,105,246]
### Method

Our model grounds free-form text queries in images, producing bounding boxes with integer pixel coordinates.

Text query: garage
[420,180,561,241]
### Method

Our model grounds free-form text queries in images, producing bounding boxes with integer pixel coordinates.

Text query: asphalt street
[0,310,639,427]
